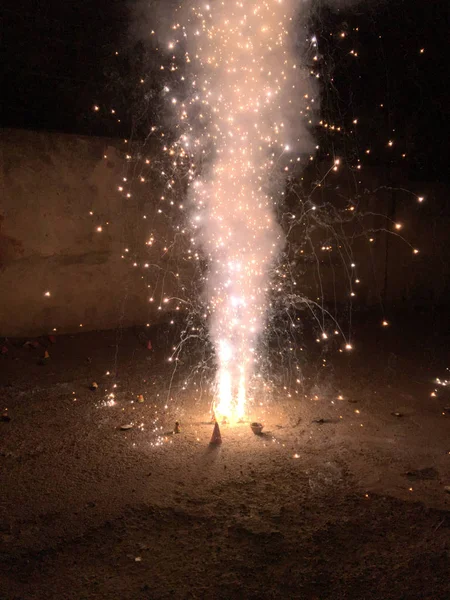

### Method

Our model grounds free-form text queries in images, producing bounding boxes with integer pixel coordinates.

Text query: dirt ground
[0,316,449,599]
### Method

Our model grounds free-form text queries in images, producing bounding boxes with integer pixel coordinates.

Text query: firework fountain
[166,1,317,422]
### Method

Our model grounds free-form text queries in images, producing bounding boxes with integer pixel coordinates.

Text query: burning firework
[164,0,317,422]
[103,0,427,428]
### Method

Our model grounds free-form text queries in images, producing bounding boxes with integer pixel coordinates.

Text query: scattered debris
[24,340,40,349]
[1,412,11,422]
[38,350,50,365]
[137,394,144,403]
[174,421,180,433]
[210,421,222,444]
[90,382,99,391]
[120,424,133,431]
[250,422,264,435]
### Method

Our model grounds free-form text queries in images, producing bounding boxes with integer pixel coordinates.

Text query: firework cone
[209,421,222,445]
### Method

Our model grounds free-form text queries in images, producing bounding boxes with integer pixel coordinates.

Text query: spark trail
[167,1,316,421]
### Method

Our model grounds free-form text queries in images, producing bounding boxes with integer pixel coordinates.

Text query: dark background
[1,0,449,182]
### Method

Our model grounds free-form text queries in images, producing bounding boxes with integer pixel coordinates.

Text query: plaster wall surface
[0,129,178,336]
[0,129,448,337]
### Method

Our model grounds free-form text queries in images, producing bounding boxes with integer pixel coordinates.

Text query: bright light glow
[170,0,315,422]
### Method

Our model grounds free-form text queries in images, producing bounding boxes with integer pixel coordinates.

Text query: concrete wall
[295,164,450,312]
[1,128,449,337]
[0,129,189,336]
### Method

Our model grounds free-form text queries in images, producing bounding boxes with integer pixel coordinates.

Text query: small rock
[391,412,403,417]
[120,424,133,430]
[444,486,450,494]
[90,382,98,391]
[250,422,264,435]
[135,556,142,562]
[137,394,144,403]
[1,412,11,423]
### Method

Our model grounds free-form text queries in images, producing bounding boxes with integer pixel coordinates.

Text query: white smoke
[133,1,365,420]
[171,1,319,420]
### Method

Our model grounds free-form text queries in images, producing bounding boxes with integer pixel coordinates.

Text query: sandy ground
[0,318,449,599]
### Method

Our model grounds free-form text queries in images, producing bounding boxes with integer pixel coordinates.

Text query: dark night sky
[2,0,449,182]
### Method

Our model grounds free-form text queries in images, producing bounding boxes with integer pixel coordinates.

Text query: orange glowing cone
[209,421,222,445]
